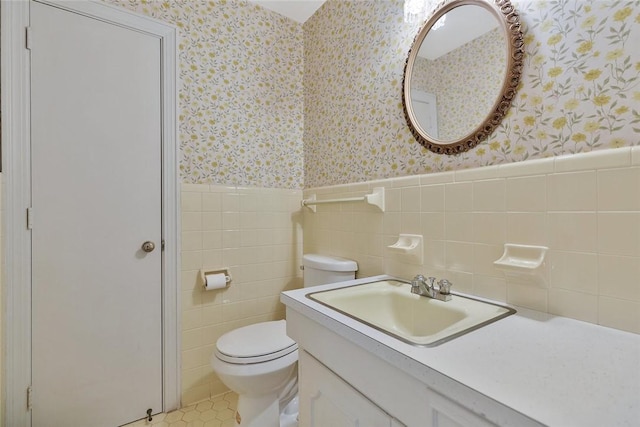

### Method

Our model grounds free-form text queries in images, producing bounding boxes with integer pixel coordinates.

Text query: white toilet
[211,254,358,427]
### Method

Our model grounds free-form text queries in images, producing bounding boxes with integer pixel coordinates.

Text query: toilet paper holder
[200,268,232,289]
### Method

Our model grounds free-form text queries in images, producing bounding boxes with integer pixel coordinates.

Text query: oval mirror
[403,0,524,154]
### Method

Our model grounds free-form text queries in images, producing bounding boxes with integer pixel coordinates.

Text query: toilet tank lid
[303,254,358,272]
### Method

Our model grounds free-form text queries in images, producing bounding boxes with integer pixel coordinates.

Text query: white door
[411,89,439,138]
[31,2,163,426]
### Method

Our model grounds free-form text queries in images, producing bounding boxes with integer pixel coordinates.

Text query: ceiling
[418,5,499,60]
[248,0,326,23]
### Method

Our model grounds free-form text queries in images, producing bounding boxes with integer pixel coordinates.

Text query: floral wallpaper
[412,28,505,141]
[105,0,304,188]
[102,0,639,189]
[304,0,640,188]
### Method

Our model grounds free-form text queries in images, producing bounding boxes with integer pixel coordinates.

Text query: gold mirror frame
[402,0,524,155]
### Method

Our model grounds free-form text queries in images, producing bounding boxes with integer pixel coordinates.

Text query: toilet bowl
[211,320,298,427]
[211,254,358,427]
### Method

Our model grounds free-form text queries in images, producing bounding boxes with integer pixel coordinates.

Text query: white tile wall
[303,147,640,334]
[180,184,303,405]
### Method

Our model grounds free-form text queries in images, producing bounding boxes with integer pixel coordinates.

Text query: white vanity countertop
[281,275,640,427]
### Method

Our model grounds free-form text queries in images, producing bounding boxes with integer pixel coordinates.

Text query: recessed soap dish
[387,234,424,265]
[494,244,548,287]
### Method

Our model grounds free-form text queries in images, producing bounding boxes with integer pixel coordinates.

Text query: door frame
[1,1,180,425]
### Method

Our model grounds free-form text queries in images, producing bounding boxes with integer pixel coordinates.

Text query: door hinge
[25,27,32,50]
[27,207,33,230]
[161,240,165,251]
[27,386,33,410]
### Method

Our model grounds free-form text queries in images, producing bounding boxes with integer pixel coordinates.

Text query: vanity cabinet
[427,390,496,427]
[287,307,539,427]
[299,348,494,427]
[299,350,405,427]
[284,276,640,427]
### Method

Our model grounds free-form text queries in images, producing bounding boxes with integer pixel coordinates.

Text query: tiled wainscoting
[180,184,303,404]
[303,147,640,334]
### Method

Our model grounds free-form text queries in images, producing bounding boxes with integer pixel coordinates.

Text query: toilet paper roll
[203,272,228,290]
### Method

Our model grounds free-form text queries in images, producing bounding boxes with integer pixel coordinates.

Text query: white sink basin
[307,280,515,346]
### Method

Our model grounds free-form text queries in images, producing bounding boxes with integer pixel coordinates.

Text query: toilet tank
[302,254,358,287]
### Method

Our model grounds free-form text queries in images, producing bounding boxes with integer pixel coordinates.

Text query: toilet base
[233,377,299,427]
[235,392,280,427]
[234,394,299,427]
[280,396,299,427]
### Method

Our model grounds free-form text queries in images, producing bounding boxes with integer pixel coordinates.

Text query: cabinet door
[299,351,400,427]
[428,390,496,427]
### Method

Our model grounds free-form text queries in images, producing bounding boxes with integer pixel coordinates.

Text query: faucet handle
[411,274,425,287]
[437,279,452,295]
[412,274,425,282]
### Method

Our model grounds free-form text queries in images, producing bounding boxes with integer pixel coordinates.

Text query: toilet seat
[215,320,297,364]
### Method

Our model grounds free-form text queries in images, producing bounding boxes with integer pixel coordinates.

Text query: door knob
[141,241,155,253]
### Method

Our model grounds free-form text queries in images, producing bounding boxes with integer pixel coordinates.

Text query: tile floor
[124,392,238,427]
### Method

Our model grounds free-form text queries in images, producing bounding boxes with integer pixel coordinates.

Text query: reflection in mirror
[403,0,523,155]
[411,5,505,141]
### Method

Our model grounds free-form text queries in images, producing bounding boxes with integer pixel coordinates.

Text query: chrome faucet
[411,275,436,297]
[410,275,452,301]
